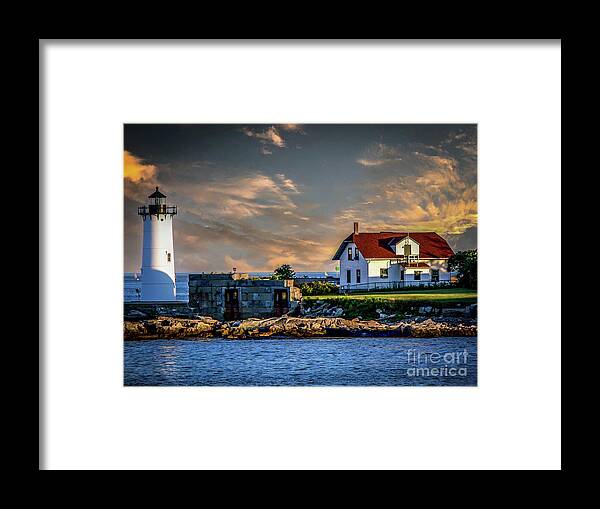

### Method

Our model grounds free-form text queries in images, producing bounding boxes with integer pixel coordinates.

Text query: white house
[332,222,455,291]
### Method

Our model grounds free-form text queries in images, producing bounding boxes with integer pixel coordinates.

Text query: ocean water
[124,336,477,387]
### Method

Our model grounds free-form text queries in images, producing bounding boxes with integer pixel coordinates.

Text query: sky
[124,124,477,273]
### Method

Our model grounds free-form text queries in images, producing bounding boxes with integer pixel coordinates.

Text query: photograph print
[123,123,478,386]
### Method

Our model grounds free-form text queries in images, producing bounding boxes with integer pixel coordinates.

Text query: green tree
[272,264,296,280]
[448,249,477,289]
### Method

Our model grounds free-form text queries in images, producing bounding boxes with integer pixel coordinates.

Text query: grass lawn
[304,288,477,305]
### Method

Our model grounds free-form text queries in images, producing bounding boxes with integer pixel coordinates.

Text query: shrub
[299,281,339,296]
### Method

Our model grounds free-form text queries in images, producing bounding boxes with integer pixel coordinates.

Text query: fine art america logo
[406,349,469,378]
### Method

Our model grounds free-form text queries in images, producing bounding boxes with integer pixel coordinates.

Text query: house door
[224,288,240,321]
[273,289,289,317]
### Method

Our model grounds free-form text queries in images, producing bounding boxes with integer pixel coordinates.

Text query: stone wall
[188,273,301,320]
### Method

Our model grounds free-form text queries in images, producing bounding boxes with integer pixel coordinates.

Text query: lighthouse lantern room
[137,187,178,302]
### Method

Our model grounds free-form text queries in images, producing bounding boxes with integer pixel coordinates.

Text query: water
[124,337,477,386]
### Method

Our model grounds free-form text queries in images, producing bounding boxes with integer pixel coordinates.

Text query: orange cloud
[339,147,477,237]
[124,151,157,183]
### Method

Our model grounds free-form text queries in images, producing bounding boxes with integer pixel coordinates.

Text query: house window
[431,269,439,282]
[414,271,422,281]
[354,247,359,260]
[167,253,172,262]
[400,270,404,281]
[380,268,389,279]
[346,269,352,284]
[356,269,361,284]
[348,248,353,261]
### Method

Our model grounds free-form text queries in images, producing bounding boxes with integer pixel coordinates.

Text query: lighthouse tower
[138,187,177,302]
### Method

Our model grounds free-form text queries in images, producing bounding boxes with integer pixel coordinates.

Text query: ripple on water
[124,336,477,387]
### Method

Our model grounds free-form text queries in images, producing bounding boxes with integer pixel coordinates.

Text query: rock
[123,314,477,340]
[441,308,467,317]
[418,306,433,314]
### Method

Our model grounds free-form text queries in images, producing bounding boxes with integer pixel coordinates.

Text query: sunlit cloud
[341,138,477,238]
[124,150,157,183]
[275,173,301,194]
[180,173,301,219]
[242,126,286,148]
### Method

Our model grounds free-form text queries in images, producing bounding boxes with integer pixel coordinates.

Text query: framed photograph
[40,39,561,470]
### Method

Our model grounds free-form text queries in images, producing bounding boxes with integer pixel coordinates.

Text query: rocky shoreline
[124,315,477,341]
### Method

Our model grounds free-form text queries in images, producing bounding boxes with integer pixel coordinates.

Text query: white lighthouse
[138,187,177,302]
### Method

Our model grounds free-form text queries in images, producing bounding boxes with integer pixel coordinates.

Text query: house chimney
[353,221,359,234]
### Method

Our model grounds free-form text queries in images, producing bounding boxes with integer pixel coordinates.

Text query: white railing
[340,280,453,292]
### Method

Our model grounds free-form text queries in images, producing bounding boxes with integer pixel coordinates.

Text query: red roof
[333,232,454,260]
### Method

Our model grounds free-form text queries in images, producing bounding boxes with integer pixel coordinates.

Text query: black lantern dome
[148,187,167,199]
[138,187,177,217]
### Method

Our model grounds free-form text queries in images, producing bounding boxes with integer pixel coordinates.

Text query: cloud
[124,151,157,183]
[242,126,286,148]
[356,143,403,167]
[357,158,387,167]
[275,173,300,194]
[340,139,477,237]
[166,207,338,273]
[447,226,478,251]
[279,124,306,134]
[124,151,161,202]
[157,170,304,224]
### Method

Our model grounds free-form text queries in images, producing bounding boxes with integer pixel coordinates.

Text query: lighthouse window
[167,253,171,262]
